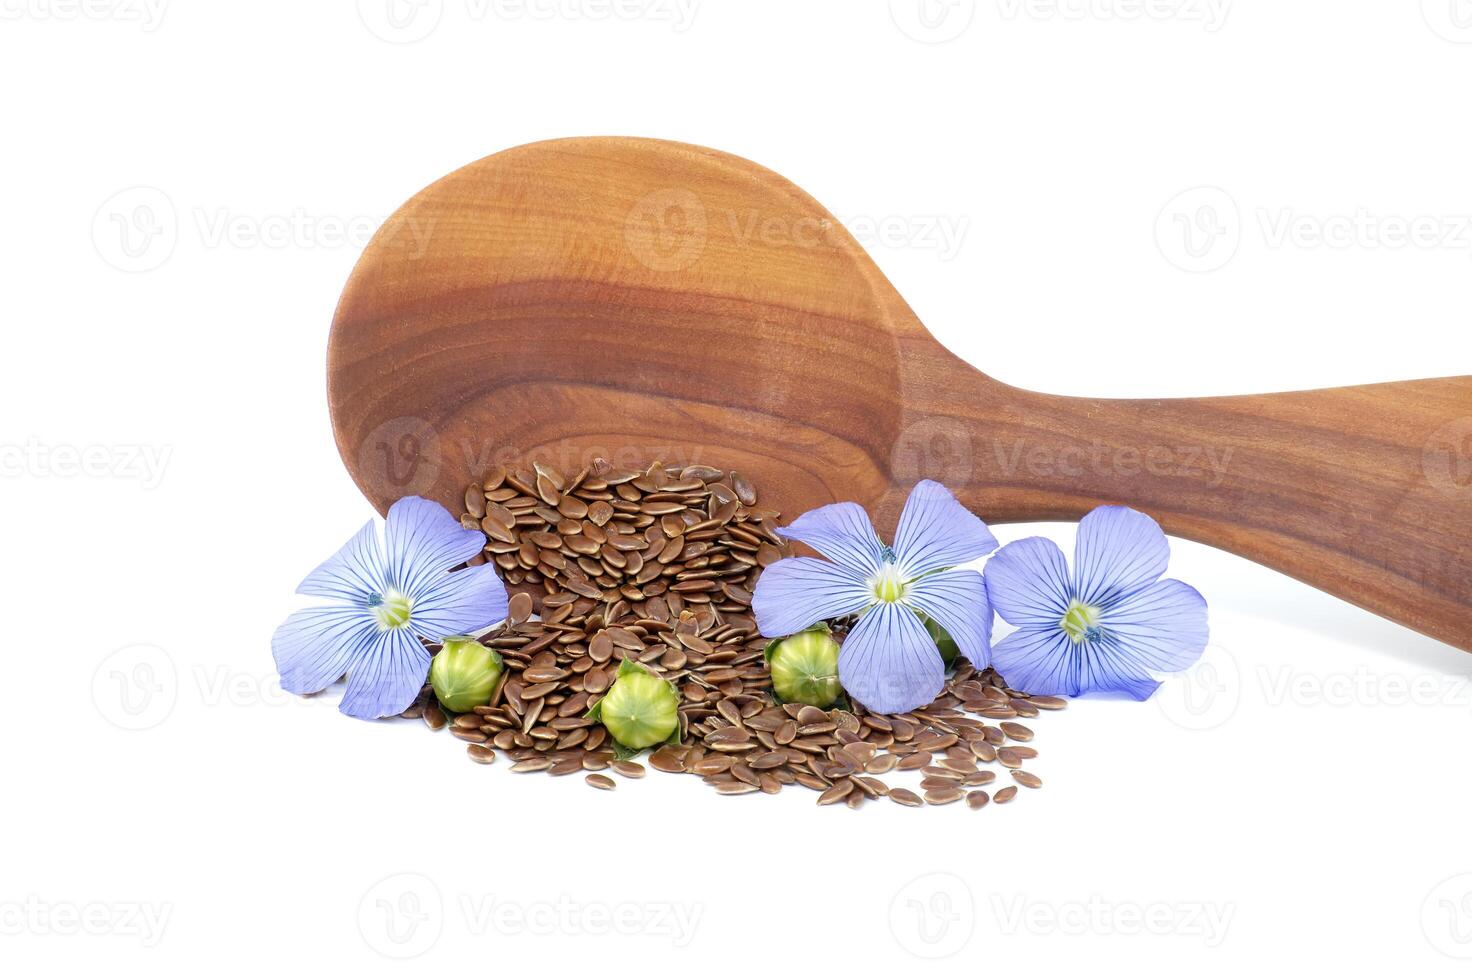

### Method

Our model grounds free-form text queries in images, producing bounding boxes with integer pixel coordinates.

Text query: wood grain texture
[328,137,1472,652]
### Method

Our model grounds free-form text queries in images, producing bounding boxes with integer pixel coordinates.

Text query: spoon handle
[910,361,1472,651]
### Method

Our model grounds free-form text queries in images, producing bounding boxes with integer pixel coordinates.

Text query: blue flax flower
[984,505,1208,699]
[752,480,998,714]
[273,496,509,720]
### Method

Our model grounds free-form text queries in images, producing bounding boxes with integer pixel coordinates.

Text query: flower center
[1059,599,1104,644]
[367,589,413,630]
[868,562,911,604]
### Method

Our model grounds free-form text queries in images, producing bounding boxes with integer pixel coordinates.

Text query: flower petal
[296,521,384,601]
[1075,639,1164,700]
[410,563,510,641]
[838,603,945,714]
[1097,578,1209,675]
[775,502,886,578]
[983,536,1073,629]
[272,603,378,695]
[338,626,434,720]
[752,557,870,638]
[1073,506,1170,607]
[383,496,488,601]
[988,626,1079,697]
[892,480,999,577]
[905,568,993,668]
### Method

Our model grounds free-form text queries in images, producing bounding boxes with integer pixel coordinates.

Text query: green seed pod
[586,659,682,750]
[429,635,503,713]
[922,615,960,668]
[765,625,842,708]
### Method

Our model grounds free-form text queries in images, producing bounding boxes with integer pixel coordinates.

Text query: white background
[3,0,1471,975]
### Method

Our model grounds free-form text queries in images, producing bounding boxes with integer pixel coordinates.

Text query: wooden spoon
[328,137,1472,652]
